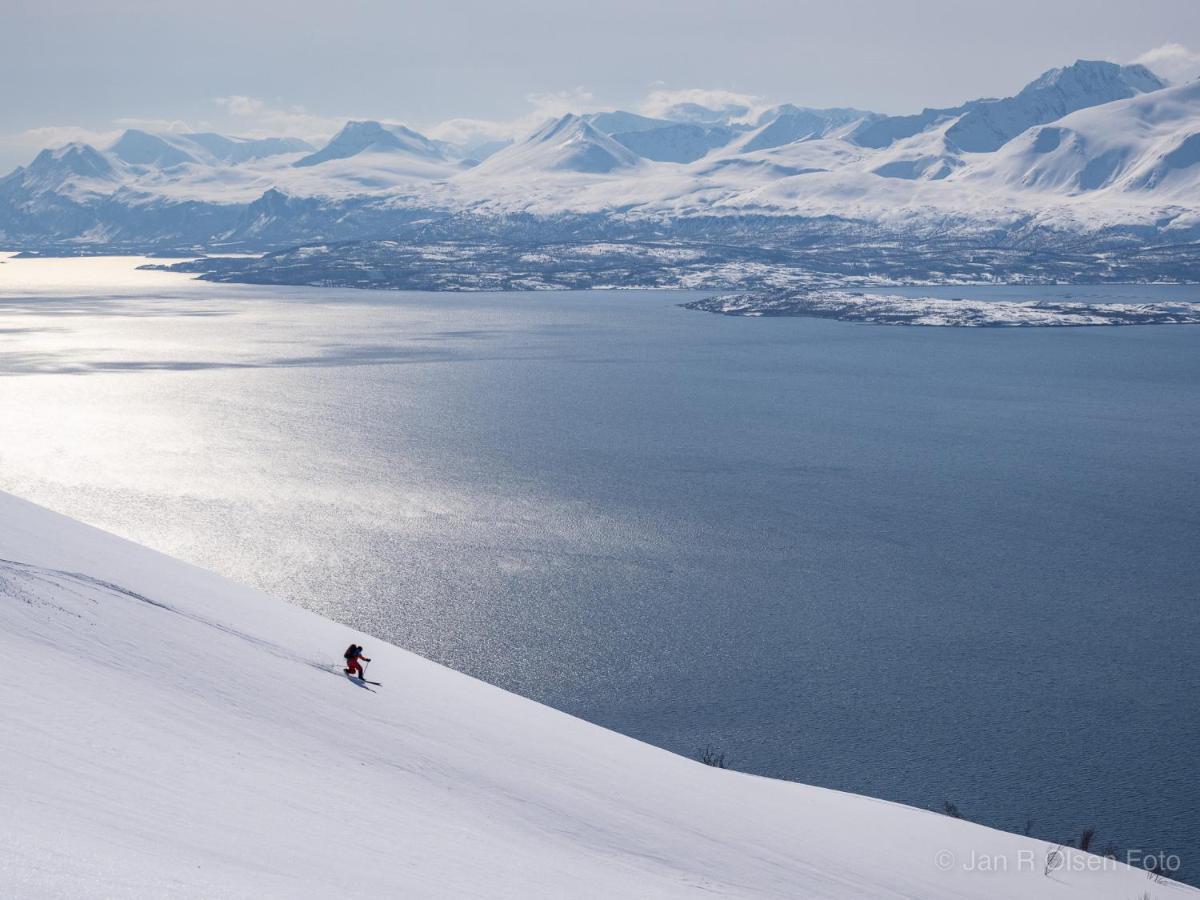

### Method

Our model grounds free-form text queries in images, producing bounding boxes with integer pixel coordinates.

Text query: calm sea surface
[2,256,1197,875]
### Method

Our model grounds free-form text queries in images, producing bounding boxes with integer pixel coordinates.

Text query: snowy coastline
[683,289,1200,326]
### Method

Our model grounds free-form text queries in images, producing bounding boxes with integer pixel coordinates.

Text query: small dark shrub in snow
[1078,826,1097,853]
[941,800,964,819]
[696,746,726,768]
[1044,845,1064,876]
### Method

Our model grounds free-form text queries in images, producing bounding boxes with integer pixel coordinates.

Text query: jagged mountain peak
[14,142,119,195]
[942,59,1167,153]
[1020,59,1165,97]
[31,141,112,172]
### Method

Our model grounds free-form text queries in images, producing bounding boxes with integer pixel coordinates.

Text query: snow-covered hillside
[965,78,1200,201]
[0,489,1191,898]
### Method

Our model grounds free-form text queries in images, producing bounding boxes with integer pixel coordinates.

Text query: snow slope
[0,489,1191,898]
[963,78,1200,201]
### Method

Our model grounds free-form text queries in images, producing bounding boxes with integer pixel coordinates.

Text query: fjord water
[1,256,1197,872]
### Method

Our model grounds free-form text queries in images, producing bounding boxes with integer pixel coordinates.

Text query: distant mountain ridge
[849,60,1164,151]
[109,129,313,168]
[3,58,1199,252]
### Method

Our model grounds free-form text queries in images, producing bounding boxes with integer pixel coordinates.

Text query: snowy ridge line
[683,290,1200,326]
[1,488,1195,897]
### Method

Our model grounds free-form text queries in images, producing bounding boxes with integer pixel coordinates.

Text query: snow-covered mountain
[964,77,1200,200]
[3,58,1200,252]
[587,111,739,163]
[848,60,1164,151]
[293,120,444,167]
[3,487,1192,897]
[739,105,871,152]
[466,113,642,175]
[3,142,121,198]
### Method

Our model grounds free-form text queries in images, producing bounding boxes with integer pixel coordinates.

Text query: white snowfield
[0,490,1192,899]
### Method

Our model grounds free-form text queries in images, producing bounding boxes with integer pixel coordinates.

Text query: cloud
[212,96,344,143]
[0,125,122,159]
[526,88,600,120]
[113,117,194,133]
[1134,43,1200,85]
[214,95,265,117]
[638,87,767,123]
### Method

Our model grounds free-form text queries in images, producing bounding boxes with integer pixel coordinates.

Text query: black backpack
[344,644,358,660]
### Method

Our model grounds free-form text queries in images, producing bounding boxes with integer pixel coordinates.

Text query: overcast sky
[3,0,1200,169]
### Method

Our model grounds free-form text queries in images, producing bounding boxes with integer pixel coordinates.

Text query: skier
[343,644,371,679]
